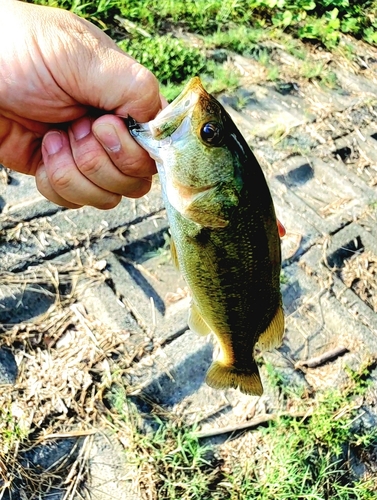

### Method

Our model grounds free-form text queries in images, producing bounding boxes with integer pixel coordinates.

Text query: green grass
[31,0,377,100]
[0,402,28,489]
[118,35,206,85]
[107,366,377,500]
[0,402,28,455]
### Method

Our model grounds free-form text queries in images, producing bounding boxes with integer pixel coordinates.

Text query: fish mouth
[127,117,163,162]
[150,79,203,138]
[128,77,206,141]
[127,115,192,164]
[127,77,209,164]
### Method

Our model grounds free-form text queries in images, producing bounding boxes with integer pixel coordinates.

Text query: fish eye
[200,122,224,146]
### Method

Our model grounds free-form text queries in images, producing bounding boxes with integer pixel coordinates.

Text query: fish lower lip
[126,116,143,135]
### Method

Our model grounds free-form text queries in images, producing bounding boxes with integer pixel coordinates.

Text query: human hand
[0,0,162,209]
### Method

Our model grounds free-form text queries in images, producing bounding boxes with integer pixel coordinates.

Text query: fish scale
[128,77,284,396]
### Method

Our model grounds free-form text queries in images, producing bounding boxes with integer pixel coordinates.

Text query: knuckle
[118,155,143,175]
[77,151,103,177]
[49,166,73,191]
[117,151,154,176]
[132,66,160,119]
[137,66,159,94]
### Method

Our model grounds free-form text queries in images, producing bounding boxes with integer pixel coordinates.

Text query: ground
[1,29,377,500]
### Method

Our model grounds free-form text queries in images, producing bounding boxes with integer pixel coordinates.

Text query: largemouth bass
[128,77,284,396]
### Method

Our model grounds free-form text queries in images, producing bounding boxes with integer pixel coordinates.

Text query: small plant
[267,65,280,81]
[0,404,27,455]
[205,26,264,53]
[301,60,326,79]
[254,47,272,67]
[298,9,341,48]
[215,386,377,499]
[201,62,240,94]
[118,35,206,85]
[280,270,289,285]
[106,386,219,500]
[134,421,217,500]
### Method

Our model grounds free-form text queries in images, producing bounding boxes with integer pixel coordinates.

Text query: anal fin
[188,302,212,336]
[256,304,284,351]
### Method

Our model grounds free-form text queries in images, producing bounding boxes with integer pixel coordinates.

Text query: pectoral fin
[256,304,284,351]
[184,185,239,229]
[188,302,212,336]
[170,237,179,269]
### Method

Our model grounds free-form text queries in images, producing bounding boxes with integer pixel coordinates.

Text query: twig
[193,411,307,439]
[295,346,349,371]
[63,435,92,500]
[114,15,152,38]
[34,429,98,445]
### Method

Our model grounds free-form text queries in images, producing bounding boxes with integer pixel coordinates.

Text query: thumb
[38,7,161,122]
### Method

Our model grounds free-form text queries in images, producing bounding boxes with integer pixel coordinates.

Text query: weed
[214,387,377,499]
[320,70,338,89]
[118,35,206,85]
[344,356,377,396]
[280,270,289,285]
[30,0,119,29]
[254,47,272,67]
[267,65,280,81]
[298,9,341,48]
[103,360,377,500]
[201,62,240,94]
[134,422,217,500]
[106,387,220,500]
[300,60,325,79]
[32,0,377,50]
[234,93,253,111]
[205,26,264,53]
[353,428,377,449]
[0,403,28,455]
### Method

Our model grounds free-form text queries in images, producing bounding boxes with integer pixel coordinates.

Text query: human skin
[0,0,163,209]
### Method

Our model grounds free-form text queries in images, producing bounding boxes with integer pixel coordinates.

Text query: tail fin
[205,361,263,396]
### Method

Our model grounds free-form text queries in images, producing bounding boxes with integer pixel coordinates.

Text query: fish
[127,77,284,396]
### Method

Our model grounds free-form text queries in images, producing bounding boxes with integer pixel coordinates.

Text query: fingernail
[72,117,91,141]
[43,131,63,155]
[93,123,121,153]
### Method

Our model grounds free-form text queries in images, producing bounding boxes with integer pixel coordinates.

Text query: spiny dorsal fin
[188,302,212,336]
[256,304,284,352]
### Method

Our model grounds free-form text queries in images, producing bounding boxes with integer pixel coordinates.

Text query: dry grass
[341,250,377,312]
[0,250,143,498]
